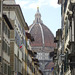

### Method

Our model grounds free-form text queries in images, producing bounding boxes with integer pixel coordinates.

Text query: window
[5,42,7,53]
[25,54,27,63]
[37,18,38,23]
[8,11,10,18]
[15,30,17,43]
[4,63,7,74]
[6,26,8,35]
[23,28,25,36]
[8,66,11,75]
[3,21,8,36]
[15,56,17,72]
[17,58,19,72]
[65,18,68,41]
[2,21,5,32]
[15,31,21,47]
[5,24,7,34]
[3,40,10,56]
[4,41,6,51]
[2,40,4,50]
[19,61,22,73]
[8,29,10,38]
[8,46,10,56]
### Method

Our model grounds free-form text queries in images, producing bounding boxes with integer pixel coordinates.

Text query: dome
[29,23,55,47]
[29,7,55,48]
[29,8,55,75]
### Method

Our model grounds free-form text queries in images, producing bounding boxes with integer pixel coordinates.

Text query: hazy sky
[16,0,61,36]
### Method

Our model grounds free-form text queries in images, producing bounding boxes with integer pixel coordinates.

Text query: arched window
[37,18,38,23]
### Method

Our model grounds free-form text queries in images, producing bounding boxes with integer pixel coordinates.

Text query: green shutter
[5,42,7,53]
[8,66,11,75]
[8,29,10,38]
[8,46,10,56]
[4,63,7,74]
[2,40,4,50]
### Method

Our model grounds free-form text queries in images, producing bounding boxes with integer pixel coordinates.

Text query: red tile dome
[29,23,55,47]
[29,7,55,48]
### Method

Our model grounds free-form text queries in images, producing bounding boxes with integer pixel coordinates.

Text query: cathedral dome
[29,7,55,49]
[29,8,55,74]
[29,23,55,47]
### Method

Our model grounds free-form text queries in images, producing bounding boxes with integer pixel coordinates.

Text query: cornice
[3,4,29,30]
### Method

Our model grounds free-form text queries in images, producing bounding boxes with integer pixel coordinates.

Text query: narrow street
[0,0,75,75]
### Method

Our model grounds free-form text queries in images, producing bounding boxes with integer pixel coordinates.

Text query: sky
[16,0,61,36]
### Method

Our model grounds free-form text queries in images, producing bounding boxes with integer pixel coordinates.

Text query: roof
[29,23,55,47]
[3,4,29,30]
[29,7,55,48]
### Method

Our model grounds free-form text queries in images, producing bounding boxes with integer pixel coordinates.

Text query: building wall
[54,0,75,75]
[3,6,26,75]
[0,1,43,75]
[0,17,11,75]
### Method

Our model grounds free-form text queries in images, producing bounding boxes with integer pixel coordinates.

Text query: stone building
[0,12,13,75]
[0,0,43,75]
[0,0,13,75]
[3,0,28,75]
[29,7,55,75]
[53,0,75,75]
